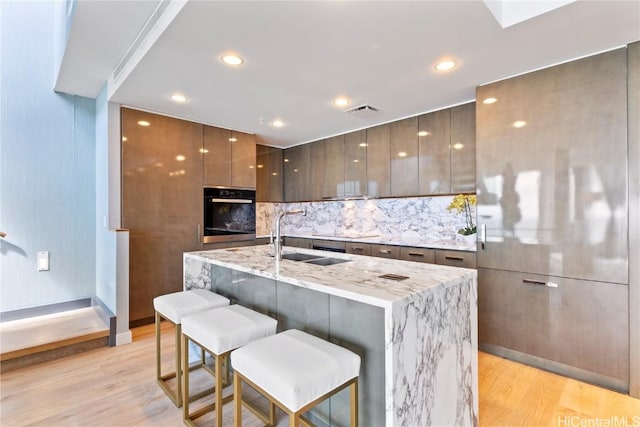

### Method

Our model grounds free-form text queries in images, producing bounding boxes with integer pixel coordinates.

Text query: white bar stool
[181,304,278,427]
[153,289,230,407]
[231,329,361,427]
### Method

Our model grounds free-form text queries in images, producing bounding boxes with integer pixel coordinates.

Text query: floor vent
[378,274,409,281]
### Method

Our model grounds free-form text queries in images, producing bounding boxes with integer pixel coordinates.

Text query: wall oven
[203,187,256,243]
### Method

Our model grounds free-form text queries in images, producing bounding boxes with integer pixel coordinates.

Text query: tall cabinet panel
[309,140,326,200]
[231,131,256,188]
[344,130,367,197]
[268,146,284,202]
[390,117,419,197]
[418,109,450,194]
[323,135,345,198]
[122,108,203,325]
[476,48,628,284]
[284,144,311,202]
[256,143,284,202]
[365,124,391,198]
[450,102,476,193]
[203,125,231,186]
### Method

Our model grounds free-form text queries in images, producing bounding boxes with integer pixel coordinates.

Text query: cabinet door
[231,131,256,189]
[268,146,284,202]
[450,102,476,193]
[324,135,345,199]
[476,48,628,284]
[309,140,326,200]
[284,144,311,201]
[400,247,435,263]
[418,109,451,194]
[344,130,367,197]
[434,249,476,268]
[122,108,203,324]
[390,117,419,196]
[366,124,391,198]
[256,144,270,202]
[370,244,400,259]
[203,125,231,187]
[478,268,629,385]
[346,242,371,256]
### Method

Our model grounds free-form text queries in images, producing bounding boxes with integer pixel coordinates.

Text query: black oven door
[203,188,256,243]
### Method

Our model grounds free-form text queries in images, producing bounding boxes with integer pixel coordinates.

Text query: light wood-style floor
[1,321,638,426]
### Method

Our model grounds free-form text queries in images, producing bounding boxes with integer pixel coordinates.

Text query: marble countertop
[255,233,477,252]
[185,245,476,309]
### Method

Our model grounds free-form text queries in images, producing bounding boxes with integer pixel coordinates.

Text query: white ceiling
[58,0,640,148]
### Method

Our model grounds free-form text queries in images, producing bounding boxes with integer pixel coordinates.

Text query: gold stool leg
[175,323,182,407]
[155,311,161,381]
[234,371,243,427]
[182,333,190,422]
[215,352,224,427]
[350,379,359,427]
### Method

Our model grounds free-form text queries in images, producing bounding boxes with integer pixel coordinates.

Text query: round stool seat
[153,289,230,324]
[231,329,361,412]
[182,305,277,355]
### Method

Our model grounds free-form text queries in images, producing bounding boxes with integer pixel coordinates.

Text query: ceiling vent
[345,104,380,118]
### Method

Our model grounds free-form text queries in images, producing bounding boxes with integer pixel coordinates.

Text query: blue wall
[0,1,97,311]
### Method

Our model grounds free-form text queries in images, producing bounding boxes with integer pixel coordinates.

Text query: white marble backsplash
[256,196,476,250]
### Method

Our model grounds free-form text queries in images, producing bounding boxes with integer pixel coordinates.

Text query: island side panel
[183,254,212,290]
[392,274,478,427]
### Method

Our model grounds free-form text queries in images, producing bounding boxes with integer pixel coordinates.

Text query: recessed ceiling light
[176,155,186,161]
[453,143,464,150]
[249,165,254,169]
[434,59,457,72]
[483,97,498,104]
[122,136,128,142]
[353,159,359,163]
[229,137,238,142]
[332,96,351,107]
[137,120,150,127]
[221,54,244,66]
[272,119,284,128]
[199,148,209,154]
[398,152,407,158]
[170,94,188,103]
[417,131,429,137]
[513,120,527,128]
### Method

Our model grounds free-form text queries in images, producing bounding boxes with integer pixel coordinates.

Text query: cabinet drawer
[203,240,255,250]
[371,244,400,259]
[312,239,346,252]
[435,250,476,268]
[400,247,435,263]
[346,242,372,256]
[283,237,313,249]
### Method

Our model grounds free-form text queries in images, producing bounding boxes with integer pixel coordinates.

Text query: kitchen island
[183,245,478,427]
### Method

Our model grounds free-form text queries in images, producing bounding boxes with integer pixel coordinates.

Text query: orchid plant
[447,194,477,235]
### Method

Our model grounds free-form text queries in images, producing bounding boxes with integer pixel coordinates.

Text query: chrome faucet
[273,208,306,260]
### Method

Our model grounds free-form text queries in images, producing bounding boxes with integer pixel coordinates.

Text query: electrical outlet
[37,251,49,271]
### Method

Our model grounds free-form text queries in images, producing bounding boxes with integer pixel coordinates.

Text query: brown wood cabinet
[370,244,400,259]
[400,246,435,263]
[434,249,476,268]
[418,109,451,195]
[450,102,476,193]
[390,117,419,197]
[309,140,326,200]
[204,126,256,188]
[256,143,283,202]
[121,108,204,326]
[323,135,345,199]
[365,124,391,198]
[284,144,311,202]
[344,130,367,197]
[346,242,372,256]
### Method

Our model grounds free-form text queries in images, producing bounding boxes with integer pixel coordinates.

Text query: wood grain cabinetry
[323,135,345,199]
[282,237,313,249]
[346,242,372,256]
[121,108,203,326]
[344,130,367,197]
[450,103,476,193]
[365,124,391,198]
[284,144,311,202]
[204,126,255,188]
[370,244,400,259]
[390,117,419,197]
[256,144,283,202]
[434,249,476,268]
[400,247,435,263]
[309,140,326,200]
[478,268,629,386]
[418,109,451,194]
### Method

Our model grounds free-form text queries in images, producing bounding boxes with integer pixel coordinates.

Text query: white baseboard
[115,330,132,346]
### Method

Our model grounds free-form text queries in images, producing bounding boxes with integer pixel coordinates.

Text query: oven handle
[209,198,253,204]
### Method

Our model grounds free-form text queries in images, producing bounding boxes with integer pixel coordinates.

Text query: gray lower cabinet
[209,265,385,427]
[434,249,476,269]
[478,268,629,388]
[400,246,435,263]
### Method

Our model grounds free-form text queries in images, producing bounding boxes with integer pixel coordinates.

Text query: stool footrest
[184,393,234,425]
[242,396,277,426]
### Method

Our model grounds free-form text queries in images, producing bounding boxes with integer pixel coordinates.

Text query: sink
[305,257,351,266]
[281,253,322,262]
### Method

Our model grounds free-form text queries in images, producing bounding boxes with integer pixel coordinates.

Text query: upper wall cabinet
[323,135,345,199]
[390,117,419,197]
[204,126,256,188]
[309,139,326,200]
[284,144,311,201]
[256,143,283,202]
[366,124,391,198]
[418,109,451,194]
[344,129,367,197]
[450,102,476,193]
